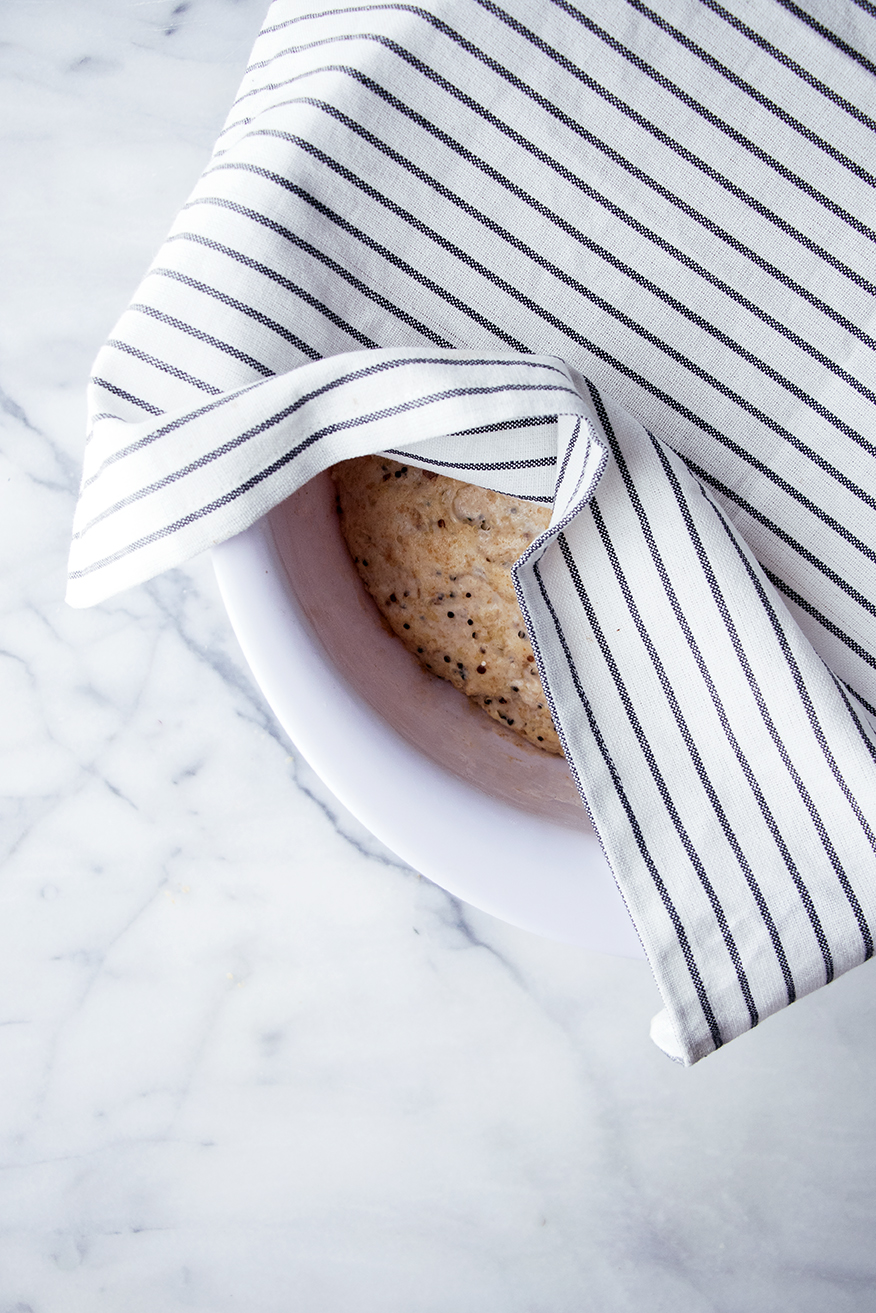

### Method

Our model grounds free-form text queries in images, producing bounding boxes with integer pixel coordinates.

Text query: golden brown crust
[331,455,562,754]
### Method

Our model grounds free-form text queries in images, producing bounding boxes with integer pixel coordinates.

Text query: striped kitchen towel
[67,0,876,1064]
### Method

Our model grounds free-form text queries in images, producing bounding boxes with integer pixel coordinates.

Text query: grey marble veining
[2,1,876,1308]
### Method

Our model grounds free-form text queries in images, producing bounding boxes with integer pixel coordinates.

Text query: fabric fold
[513,383,876,1062]
[67,349,595,607]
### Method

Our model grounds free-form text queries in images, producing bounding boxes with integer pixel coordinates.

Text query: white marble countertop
[2,1,876,1308]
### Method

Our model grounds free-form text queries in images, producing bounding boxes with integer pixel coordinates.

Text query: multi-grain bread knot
[331,455,562,755]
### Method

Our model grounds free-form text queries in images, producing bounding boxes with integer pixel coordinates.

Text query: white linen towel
[68,0,876,1064]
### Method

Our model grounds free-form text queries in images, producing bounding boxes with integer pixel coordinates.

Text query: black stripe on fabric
[81,377,266,491]
[381,448,556,473]
[72,377,576,564]
[237,46,876,352]
[89,378,164,417]
[626,0,876,187]
[184,198,454,348]
[258,3,400,39]
[263,103,876,451]
[649,438,836,980]
[451,413,557,434]
[166,232,381,350]
[259,3,870,260]
[760,639,876,938]
[386,410,561,483]
[588,496,762,1025]
[686,432,876,555]
[216,66,326,141]
[554,416,581,496]
[129,303,276,377]
[473,0,876,277]
[549,0,876,238]
[517,558,591,791]
[699,0,876,131]
[518,445,611,570]
[218,148,876,501]
[706,491,874,960]
[279,100,876,558]
[764,567,876,680]
[211,140,876,573]
[773,0,876,77]
[326,60,876,377]
[565,437,603,513]
[831,677,876,773]
[105,340,221,396]
[685,462,876,622]
[188,190,515,350]
[257,1,876,139]
[524,556,716,1051]
[240,29,367,83]
[835,682,876,793]
[588,388,794,1003]
[552,534,725,1048]
[850,0,876,17]
[844,682,876,720]
[81,353,564,495]
[149,267,322,362]
[520,559,660,969]
[512,546,647,964]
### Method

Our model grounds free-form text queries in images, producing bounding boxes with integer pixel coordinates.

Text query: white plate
[212,471,642,956]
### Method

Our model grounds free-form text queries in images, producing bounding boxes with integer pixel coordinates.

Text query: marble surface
[2,1,876,1307]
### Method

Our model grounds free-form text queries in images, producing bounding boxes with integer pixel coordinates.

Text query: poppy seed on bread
[331,455,562,755]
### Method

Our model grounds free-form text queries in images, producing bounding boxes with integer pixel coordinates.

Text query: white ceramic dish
[213,470,642,956]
